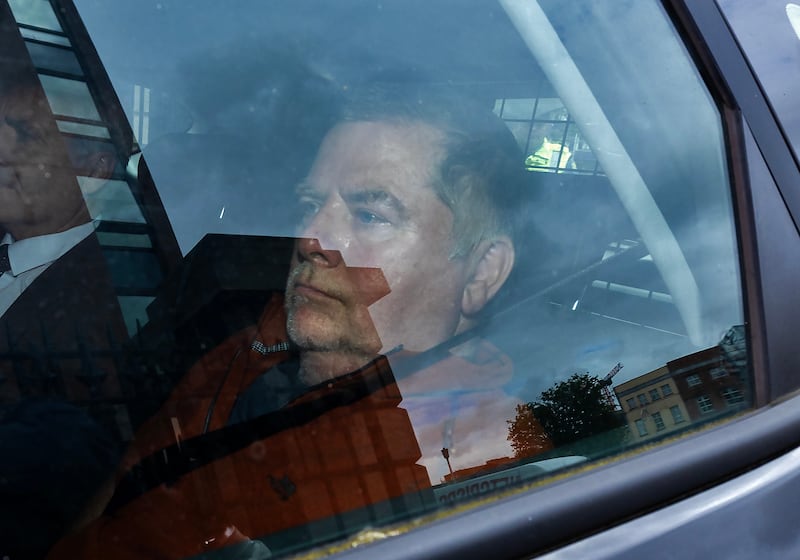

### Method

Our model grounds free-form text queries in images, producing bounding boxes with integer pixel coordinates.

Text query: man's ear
[461,236,515,317]
[82,150,116,180]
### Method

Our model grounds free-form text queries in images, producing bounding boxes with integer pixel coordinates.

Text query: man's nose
[295,203,347,267]
[295,236,344,267]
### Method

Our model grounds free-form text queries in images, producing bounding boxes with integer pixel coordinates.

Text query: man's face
[285,120,473,357]
[0,91,83,234]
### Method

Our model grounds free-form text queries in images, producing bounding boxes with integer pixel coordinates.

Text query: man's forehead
[305,120,444,190]
[326,118,444,148]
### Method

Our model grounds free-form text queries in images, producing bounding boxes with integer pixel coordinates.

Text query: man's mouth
[287,261,347,303]
[292,280,340,302]
[287,260,391,308]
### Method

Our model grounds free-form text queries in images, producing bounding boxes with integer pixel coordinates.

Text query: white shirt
[0,222,96,318]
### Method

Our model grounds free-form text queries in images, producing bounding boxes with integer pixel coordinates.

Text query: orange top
[49,295,550,559]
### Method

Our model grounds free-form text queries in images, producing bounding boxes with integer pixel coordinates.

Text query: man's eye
[354,209,390,225]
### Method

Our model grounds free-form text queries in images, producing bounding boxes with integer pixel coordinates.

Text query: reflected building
[615,365,690,442]
[0,0,181,441]
[614,326,748,442]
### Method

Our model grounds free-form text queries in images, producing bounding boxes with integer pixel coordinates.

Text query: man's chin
[287,319,383,360]
[286,308,340,351]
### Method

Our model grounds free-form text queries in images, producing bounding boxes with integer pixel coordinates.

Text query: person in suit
[0,80,128,407]
[0,399,119,560]
[0,76,130,559]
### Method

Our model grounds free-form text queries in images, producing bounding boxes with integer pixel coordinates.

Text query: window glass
[56,120,111,138]
[652,411,665,431]
[19,26,71,46]
[722,386,744,406]
[96,231,153,249]
[24,41,83,76]
[717,0,800,160]
[38,74,102,120]
[0,0,750,558]
[497,97,599,174]
[78,177,146,223]
[8,0,63,31]
[697,395,715,414]
[710,367,728,379]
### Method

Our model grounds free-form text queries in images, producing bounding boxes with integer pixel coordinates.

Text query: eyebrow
[343,189,409,219]
[294,181,319,199]
[295,182,410,221]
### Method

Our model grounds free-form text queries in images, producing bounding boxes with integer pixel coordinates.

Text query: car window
[0,1,749,559]
[717,0,800,162]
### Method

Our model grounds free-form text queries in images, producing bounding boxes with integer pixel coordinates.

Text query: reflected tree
[509,372,625,456]
[507,402,553,459]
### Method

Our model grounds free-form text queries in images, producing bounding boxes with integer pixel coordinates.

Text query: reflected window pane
[501,98,536,120]
[118,295,155,335]
[19,27,71,46]
[25,41,83,76]
[38,74,101,120]
[534,97,567,120]
[8,0,63,31]
[96,231,152,249]
[57,119,111,138]
[78,177,145,223]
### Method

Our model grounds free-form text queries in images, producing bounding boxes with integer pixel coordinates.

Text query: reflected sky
[72,0,745,394]
[73,0,538,252]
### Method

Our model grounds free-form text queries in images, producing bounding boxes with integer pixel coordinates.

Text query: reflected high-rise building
[0,0,181,441]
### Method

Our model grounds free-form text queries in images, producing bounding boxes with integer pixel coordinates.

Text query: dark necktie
[0,244,10,276]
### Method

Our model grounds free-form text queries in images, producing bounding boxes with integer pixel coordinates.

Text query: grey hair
[339,87,528,259]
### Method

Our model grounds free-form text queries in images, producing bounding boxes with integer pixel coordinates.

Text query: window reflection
[718,0,800,160]
[0,41,130,560]
[615,327,748,443]
[24,41,83,77]
[0,4,178,556]
[8,0,63,31]
[38,75,101,121]
[0,0,754,558]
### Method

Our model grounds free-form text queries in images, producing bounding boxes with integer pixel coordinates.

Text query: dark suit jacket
[0,233,129,407]
[0,233,129,559]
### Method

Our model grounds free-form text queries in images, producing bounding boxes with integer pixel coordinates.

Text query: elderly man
[50,90,550,560]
